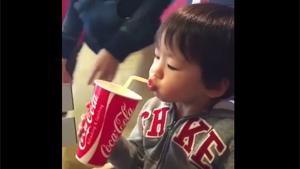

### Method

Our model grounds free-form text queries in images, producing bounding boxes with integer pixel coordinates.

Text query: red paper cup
[76,80,142,167]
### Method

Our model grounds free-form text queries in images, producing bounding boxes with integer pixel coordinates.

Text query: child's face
[148,36,211,103]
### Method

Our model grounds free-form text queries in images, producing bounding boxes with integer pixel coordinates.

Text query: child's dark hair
[155,3,234,99]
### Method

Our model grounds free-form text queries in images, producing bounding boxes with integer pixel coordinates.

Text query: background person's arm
[104,0,172,62]
[62,0,83,61]
[87,0,172,84]
[62,0,84,82]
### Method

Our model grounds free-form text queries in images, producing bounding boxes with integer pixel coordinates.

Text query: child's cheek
[149,64,155,78]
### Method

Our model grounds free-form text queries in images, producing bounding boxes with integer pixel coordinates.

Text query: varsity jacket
[109,96,234,169]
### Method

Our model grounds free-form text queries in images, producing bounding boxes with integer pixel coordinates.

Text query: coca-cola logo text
[100,103,134,158]
[79,94,100,150]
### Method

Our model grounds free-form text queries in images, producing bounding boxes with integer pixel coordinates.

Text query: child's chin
[155,93,173,102]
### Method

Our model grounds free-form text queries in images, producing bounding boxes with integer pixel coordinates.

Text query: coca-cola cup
[76,77,146,167]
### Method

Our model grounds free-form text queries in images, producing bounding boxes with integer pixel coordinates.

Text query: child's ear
[207,79,230,98]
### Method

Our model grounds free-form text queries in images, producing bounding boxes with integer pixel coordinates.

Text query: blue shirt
[62,0,233,61]
[62,0,172,61]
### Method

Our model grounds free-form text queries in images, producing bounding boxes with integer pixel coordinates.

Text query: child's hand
[77,102,91,138]
[92,162,115,169]
[77,113,88,138]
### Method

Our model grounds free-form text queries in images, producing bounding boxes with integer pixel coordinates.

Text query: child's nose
[152,63,163,79]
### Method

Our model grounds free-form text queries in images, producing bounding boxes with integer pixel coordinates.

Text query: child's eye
[154,55,160,60]
[167,64,178,71]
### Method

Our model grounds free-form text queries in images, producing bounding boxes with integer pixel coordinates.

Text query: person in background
[62,0,173,84]
[79,3,234,169]
[62,0,233,85]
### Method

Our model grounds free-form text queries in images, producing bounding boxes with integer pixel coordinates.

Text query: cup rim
[94,80,143,101]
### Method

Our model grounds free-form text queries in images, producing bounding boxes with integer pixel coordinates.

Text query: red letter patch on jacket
[172,118,211,155]
[146,107,169,138]
[190,129,227,169]
[141,111,150,133]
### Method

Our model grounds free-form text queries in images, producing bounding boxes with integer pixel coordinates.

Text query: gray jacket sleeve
[220,138,234,169]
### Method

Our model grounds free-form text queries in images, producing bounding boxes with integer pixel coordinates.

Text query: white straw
[123,75,148,88]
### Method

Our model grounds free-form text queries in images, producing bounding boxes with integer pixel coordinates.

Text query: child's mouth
[147,79,157,91]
